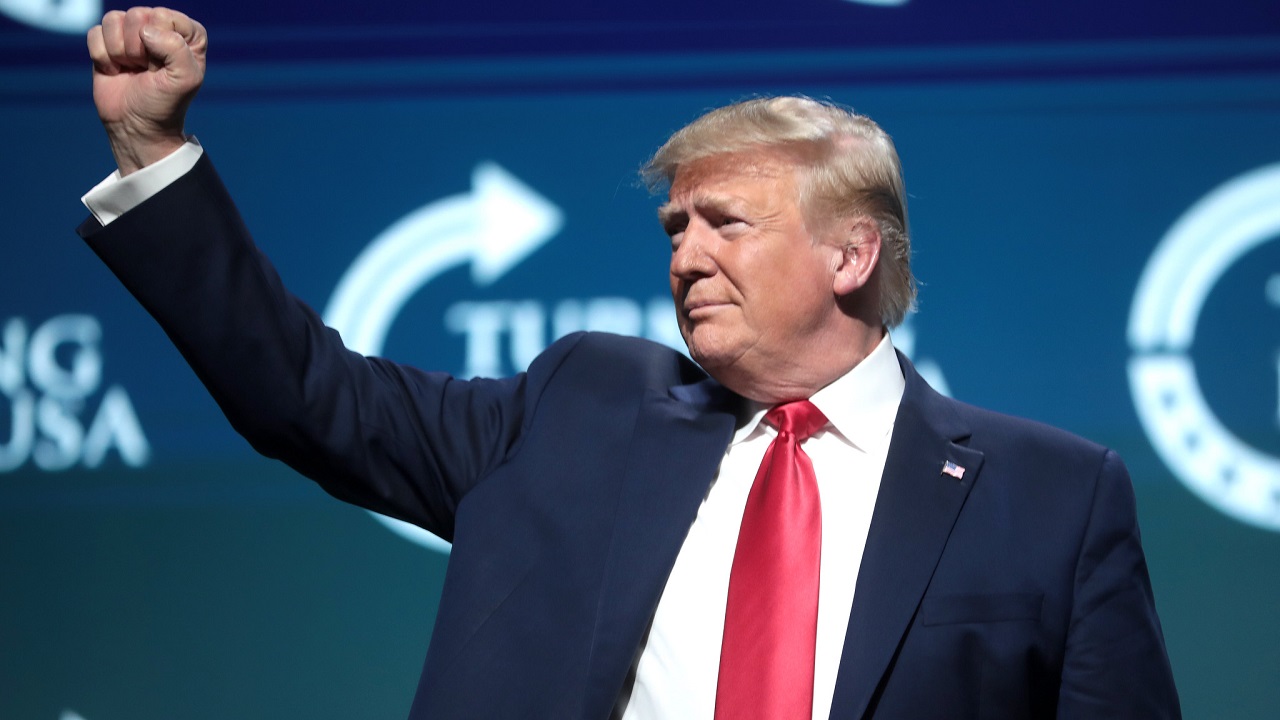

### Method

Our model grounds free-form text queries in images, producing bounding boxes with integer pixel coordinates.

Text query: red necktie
[715,400,828,720]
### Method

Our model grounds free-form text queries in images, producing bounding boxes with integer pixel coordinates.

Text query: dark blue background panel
[5,0,1280,62]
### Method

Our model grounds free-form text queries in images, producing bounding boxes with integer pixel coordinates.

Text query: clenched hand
[88,7,207,175]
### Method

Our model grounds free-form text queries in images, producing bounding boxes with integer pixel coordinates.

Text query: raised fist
[87,7,207,175]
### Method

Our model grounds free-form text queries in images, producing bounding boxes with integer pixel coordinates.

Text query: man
[80,7,1180,719]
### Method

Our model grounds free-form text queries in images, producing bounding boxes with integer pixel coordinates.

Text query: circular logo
[1128,162,1280,531]
[0,0,101,34]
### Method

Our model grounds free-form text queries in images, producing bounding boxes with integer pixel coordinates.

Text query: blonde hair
[643,96,916,327]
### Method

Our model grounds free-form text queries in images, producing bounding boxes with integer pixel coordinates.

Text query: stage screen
[3,1,1279,717]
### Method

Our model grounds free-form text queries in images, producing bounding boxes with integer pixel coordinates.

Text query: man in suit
[80,7,1180,719]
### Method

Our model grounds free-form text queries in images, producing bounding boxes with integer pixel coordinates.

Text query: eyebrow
[656,203,686,229]
[657,194,748,227]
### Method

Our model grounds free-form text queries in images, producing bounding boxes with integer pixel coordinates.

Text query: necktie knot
[766,400,828,442]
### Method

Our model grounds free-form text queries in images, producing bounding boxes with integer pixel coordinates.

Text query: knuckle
[125,6,153,27]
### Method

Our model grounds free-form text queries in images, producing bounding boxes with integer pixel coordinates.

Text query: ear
[832,217,881,297]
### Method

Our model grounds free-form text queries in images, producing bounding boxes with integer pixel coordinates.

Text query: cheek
[764,259,835,319]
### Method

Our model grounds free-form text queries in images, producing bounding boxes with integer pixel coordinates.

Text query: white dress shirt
[82,139,204,224]
[620,334,905,720]
[82,145,907,720]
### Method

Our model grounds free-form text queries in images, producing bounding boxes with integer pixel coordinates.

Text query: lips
[683,299,731,318]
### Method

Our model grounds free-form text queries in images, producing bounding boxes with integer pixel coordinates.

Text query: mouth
[683,300,731,319]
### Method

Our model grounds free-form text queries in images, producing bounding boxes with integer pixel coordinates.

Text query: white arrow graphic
[323,162,563,553]
[325,162,562,356]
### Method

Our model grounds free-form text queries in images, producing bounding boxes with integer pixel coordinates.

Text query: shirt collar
[729,333,906,453]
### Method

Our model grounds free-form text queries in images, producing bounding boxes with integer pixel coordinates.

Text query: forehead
[666,150,801,203]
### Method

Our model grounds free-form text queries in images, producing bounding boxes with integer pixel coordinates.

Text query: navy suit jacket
[80,154,1180,719]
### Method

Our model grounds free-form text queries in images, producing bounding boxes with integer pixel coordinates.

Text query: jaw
[685,318,889,404]
[682,328,802,403]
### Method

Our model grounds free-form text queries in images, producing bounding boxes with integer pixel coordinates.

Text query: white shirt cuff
[81,138,205,226]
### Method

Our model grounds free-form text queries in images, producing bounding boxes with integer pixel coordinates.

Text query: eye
[660,213,687,240]
[664,220,687,247]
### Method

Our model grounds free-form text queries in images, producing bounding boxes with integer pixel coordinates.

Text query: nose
[670,223,716,281]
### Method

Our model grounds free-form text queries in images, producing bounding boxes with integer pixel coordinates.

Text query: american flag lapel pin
[941,460,965,480]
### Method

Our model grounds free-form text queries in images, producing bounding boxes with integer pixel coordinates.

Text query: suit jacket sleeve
[1057,449,1181,718]
[76,152,574,541]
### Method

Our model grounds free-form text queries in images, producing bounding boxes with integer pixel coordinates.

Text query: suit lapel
[829,354,985,719]
[580,379,739,719]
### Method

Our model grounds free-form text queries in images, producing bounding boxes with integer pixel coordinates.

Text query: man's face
[660,151,847,398]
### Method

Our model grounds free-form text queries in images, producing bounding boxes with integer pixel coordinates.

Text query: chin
[682,328,748,374]
[685,344,717,370]
[686,345,736,376]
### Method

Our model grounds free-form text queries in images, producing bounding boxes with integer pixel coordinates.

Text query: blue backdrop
[3,1,1279,718]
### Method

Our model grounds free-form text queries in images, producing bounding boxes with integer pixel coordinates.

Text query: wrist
[105,123,188,176]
